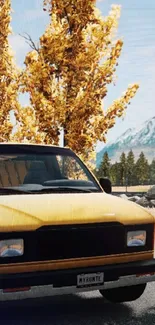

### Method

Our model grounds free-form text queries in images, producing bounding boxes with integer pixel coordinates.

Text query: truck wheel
[99,284,146,303]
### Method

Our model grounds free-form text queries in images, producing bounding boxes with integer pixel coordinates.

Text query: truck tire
[99,283,146,303]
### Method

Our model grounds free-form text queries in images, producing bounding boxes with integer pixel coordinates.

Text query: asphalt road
[1,283,155,325]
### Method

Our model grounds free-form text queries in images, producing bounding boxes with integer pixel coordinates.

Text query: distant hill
[96,116,155,167]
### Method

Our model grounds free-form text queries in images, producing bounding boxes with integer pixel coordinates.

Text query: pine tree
[98,151,111,178]
[150,159,155,185]
[110,162,120,186]
[119,152,127,186]
[126,150,135,186]
[135,152,149,185]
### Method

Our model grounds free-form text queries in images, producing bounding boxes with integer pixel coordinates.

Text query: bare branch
[19,33,39,52]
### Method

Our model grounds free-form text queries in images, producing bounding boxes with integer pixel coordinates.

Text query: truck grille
[0,223,153,264]
[37,223,125,260]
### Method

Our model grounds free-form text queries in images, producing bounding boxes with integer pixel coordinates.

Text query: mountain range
[96,116,155,167]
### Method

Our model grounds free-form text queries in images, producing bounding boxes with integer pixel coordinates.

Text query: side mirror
[99,178,112,194]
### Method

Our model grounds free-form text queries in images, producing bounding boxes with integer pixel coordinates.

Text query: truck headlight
[127,230,146,247]
[0,239,24,257]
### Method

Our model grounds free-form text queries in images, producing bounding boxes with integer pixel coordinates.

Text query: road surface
[0,283,155,324]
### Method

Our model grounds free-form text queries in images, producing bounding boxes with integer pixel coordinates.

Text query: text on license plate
[77,272,104,287]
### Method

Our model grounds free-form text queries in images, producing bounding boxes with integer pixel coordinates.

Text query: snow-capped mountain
[96,116,155,167]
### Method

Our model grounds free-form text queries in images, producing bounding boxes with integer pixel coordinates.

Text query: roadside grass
[112,185,153,192]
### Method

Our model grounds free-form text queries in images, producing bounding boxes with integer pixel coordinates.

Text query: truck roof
[0,142,74,155]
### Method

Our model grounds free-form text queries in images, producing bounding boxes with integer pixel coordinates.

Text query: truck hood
[0,192,154,232]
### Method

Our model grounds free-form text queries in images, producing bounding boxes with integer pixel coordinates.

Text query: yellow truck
[0,143,155,303]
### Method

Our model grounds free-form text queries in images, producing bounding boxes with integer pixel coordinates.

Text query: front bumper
[1,259,155,299]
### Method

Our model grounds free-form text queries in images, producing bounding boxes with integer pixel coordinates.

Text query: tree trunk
[64,131,67,146]
[63,127,68,147]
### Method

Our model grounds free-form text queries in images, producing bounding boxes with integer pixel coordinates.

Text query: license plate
[77,272,104,288]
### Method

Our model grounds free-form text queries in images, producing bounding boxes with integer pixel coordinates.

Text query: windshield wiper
[34,186,92,193]
[21,184,92,193]
[0,185,94,194]
[0,187,32,194]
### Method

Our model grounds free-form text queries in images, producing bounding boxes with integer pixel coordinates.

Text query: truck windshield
[0,153,101,193]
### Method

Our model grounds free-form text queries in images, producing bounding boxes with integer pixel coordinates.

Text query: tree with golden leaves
[12,105,45,143]
[0,0,45,144]
[21,0,139,160]
[0,0,20,141]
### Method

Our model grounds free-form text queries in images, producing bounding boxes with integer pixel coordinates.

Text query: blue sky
[10,0,155,150]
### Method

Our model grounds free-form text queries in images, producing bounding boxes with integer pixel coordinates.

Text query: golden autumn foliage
[20,0,139,159]
[12,106,45,143]
[0,0,20,141]
[0,0,45,144]
[0,0,139,161]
